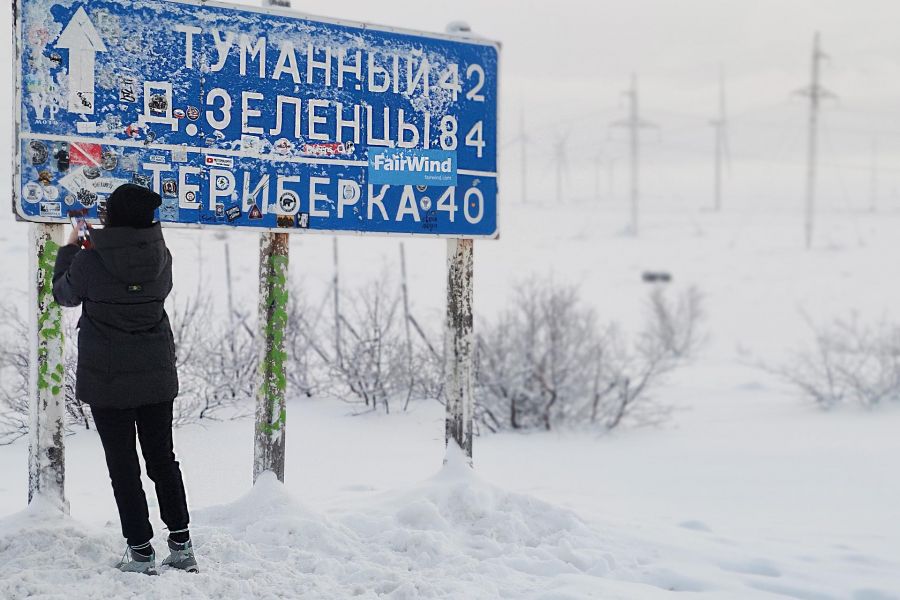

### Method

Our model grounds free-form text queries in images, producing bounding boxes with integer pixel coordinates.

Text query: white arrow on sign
[56,7,107,115]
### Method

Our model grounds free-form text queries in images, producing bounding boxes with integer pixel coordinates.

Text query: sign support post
[28,223,67,509]
[445,238,474,465]
[253,231,290,483]
[251,0,292,488]
[443,21,480,466]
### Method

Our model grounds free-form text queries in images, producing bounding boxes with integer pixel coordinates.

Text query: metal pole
[332,237,341,366]
[252,0,292,487]
[400,243,415,411]
[28,223,67,510]
[444,20,476,465]
[445,238,474,464]
[224,239,237,351]
[225,241,235,323]
[253,231,289,483]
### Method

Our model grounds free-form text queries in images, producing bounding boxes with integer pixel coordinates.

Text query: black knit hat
[106,184,162,228]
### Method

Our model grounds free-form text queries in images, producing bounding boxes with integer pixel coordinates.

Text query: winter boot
[161,537,199,573]
[115,543,158,575]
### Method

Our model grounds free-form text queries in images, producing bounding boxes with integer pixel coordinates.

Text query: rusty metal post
[445,238,474,464]
[28,223,68,510]
[253,232,290,483]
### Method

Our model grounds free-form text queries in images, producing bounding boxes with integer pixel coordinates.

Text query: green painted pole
[28,223,68,510]
[253,231,289,483]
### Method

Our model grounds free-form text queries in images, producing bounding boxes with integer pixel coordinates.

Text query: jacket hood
[90,223,168,283]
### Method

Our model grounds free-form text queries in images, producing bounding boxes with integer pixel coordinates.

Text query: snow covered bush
[285,290,322,399]
[0,307,91,443]
[168,293,259,423]
[0,307,29,442]
[775,316,900,408]
[324,279,408,413]
[475,282,704,432]
[291,273,444,414]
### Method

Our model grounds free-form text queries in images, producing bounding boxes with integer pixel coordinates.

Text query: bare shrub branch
[475,281,704,432]
[772,315,900,408]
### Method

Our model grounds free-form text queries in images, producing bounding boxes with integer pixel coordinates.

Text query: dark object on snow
[106,183,162,229]
[52,222,177,409]
[642,271,673,284]
[92,401,190,548]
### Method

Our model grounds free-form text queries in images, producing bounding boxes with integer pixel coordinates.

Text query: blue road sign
[13,0,500,238]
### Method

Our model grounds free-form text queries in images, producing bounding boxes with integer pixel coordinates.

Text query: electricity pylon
[612,74,657,236]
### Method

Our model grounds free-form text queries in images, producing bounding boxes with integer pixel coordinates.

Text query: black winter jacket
[52,224,178,409]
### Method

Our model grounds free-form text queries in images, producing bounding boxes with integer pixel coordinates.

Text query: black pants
[91,401,190,547]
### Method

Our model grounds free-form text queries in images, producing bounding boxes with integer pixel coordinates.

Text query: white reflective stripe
[458,169,497,178]
[20,133,498,176]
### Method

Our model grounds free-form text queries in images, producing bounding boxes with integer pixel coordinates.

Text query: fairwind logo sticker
[368,148,457,187]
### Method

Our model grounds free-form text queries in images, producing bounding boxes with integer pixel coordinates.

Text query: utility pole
[553,133,568,204]
[520,110,528,204]
[711,65,728,211]
[870,138,878,213]
[797,31,834,249]
[612,74,656,236]
[607,157,617,199]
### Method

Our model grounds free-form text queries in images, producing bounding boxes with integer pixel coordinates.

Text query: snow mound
[0,452,622,599]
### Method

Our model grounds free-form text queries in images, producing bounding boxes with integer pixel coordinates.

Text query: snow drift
[0,446,623,599]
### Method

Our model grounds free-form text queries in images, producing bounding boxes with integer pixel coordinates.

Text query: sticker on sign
[205,155,234,169]
[368,149,458,187]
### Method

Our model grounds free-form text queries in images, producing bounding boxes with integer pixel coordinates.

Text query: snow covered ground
[2,200,900,598]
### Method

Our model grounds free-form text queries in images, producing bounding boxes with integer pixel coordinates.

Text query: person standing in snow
[52,184,198,575]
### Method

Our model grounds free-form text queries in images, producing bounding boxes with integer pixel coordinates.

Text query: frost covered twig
[771,315,900,408]
[475,281,703,432]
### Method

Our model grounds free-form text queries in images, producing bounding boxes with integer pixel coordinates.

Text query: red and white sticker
[204,155,233,168]
[69,142,103,167]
